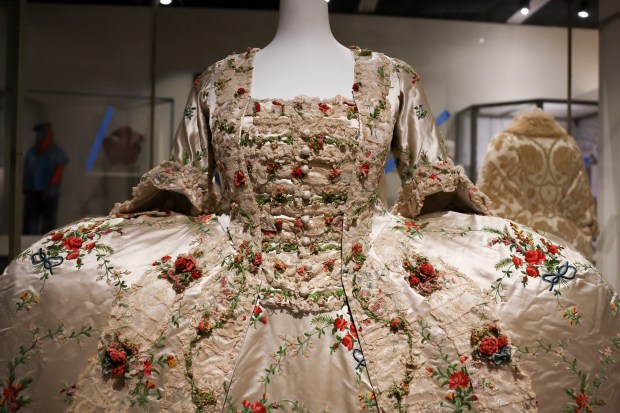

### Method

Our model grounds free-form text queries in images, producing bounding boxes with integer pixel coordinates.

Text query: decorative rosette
[101,336,140,380]
[153,253,204,293]
[402,256,441,296]
[471,324,512,366]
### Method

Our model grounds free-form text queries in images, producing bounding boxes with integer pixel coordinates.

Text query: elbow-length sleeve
[389,59,491,218]
[111,65,220,216]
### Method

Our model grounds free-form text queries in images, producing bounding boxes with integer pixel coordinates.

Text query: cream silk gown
[1,48,619,413]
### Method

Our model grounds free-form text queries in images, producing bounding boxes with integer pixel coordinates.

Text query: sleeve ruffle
[392,159,491,218]
[110,160,220,216]
[389,57,491,218]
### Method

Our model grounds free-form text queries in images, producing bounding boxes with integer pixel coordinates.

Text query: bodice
[113,47,490,309]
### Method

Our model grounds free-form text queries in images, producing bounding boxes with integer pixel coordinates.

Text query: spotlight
[160,0,172,5]
[578,0,590,18]
[520,0,530,16]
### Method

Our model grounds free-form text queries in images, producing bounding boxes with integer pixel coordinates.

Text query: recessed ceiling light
[578,0,590,18]
[520,0,530,16]
[160,0,172,5]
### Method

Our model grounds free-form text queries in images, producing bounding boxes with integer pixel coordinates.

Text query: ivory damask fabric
[1,49,619,413]
[477,110,598,260]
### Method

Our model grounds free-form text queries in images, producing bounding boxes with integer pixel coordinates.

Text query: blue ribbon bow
[542,262,577,291]
[31,248,64,274]
[491,346,512,366]
[353,348,366,370]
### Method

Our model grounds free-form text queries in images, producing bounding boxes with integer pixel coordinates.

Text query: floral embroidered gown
[1,48,619,413]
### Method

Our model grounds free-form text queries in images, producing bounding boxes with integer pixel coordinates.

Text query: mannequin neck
[267,0,339,49]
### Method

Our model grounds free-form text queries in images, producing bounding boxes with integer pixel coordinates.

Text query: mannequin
[251,0,354,100]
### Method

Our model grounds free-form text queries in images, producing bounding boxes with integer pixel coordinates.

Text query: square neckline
[246,47,361,104]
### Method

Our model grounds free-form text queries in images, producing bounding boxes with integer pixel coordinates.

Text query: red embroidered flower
[524,249,546,265]
[341,334,354,351]
[107,348,127,364]
[261,316,268,325]
[162,255,171,261]
[350,324,358,339]
[292,167,303,178]
[296,266,306,276]
[352,82,360,92]
[448,370,470,389]
[412,73,421,84]
[249,401,267,413]
[318,103,331,114]
[497,335,509,348]
[334,317,348,331]
[351,243,363,254]
[197,319,211,333]
[426,367,434,373]
[143,360,153,376]
[51,232,64,242]
[546,244,559,254]
[253,306,262,316]
[359,162,370,177]
[418,263,434,277]
[272,100,282,106]
[234,170,246,187]
[329,166,341,181]
[478,336,499,356]
[174,256,196,273]
[389,318,402,332]
[512,257,522,267]
[459,356,468,364]
[66,250,80,260]
[236,87,246,95]
[83,242,96,251]
[575,393,589,407]
[409,276,421,286]
[110,365,126,377]
[254,102,261,113]
[323,259,336,271]
[145,380,156,389]
[526,266,539,278]
[266,162,278,173]
[274,219,283,231]
[62,236,84,250]
[190,269,202,280]
[293,219,304,232]
[253,253,263,267]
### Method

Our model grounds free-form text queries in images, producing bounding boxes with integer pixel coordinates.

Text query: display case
[0,90,174,237]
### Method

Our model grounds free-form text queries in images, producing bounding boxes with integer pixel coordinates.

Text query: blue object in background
[436,110,451,127]
[385,109,451,172]
[86,105,115,172]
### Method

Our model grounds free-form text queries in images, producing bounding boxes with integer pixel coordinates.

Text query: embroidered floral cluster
[330,314,359,352]
[426,354,478,412]
[100,336,141,381]
[471,324,511,366]
[346,243,367,272]
[489,222,566,287]
[402,255,441,296]
[153,253,204,293]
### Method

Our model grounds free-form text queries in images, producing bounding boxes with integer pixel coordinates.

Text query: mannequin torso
[251,0,355,100]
